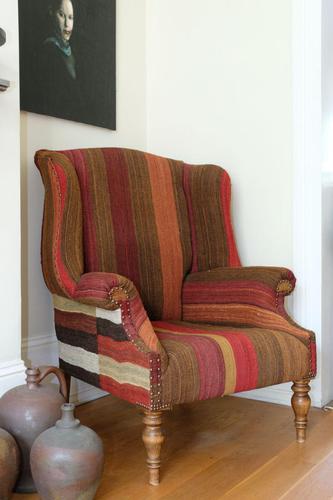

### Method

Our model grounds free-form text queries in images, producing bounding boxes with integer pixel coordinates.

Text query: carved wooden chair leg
[64,373,71,403]
[291,379,311,443]
[142,410,165,485]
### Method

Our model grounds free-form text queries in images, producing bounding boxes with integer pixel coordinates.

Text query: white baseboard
[68,379,108,405]
[22,333,107,405]
[234,382,322,409]
[0,359,26,396]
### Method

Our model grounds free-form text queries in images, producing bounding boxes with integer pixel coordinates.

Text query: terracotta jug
[0,428,20,499]
[0,366,67,493]
[31,403,104,500]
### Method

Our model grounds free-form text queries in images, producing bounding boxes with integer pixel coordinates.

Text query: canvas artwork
[19,0,116,130]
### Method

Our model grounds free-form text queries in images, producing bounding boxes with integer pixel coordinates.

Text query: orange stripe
[138,318,159,352]
[183,303,310,340]
[146,153,183,319]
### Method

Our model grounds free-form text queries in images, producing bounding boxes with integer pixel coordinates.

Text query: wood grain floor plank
[280,450,333,499]
[11,394,329,500]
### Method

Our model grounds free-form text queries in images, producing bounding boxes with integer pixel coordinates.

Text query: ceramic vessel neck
[26,367,40,389]
[57,403,80,429]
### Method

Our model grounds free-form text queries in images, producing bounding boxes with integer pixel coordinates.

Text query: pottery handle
[37,366,68,401]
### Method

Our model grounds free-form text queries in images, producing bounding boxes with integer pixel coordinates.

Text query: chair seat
[153,321,311,406]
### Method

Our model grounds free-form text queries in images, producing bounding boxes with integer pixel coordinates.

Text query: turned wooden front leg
[142,410,164,486]
[291,379,311,443]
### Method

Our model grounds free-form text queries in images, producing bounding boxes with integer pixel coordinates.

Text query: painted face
[54,0,74,43]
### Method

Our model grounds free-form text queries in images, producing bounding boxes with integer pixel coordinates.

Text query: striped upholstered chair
[35,148,316,485]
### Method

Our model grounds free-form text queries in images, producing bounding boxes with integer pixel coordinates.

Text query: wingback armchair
[35,148,316,485]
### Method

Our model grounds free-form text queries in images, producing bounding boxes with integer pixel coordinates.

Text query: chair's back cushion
[35,148,240,320]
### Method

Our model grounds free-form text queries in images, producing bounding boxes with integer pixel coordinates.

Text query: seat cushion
[153,321,312,406]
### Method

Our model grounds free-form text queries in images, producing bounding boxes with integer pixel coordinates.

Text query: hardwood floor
[12,394,333,499]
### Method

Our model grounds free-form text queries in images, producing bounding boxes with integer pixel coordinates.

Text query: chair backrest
[35,148,240,320]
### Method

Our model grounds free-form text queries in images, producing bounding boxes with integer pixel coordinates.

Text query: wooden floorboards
[12,394,333,499]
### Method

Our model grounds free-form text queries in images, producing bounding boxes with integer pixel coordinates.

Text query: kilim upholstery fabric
[35,148,316,411]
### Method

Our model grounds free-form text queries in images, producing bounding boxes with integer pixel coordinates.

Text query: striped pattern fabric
[35,147,316,411]
[182,266,316,379]
[183,164,240,271]
[183,266,296,315]
[53,274,166,410]
[153,321,313,405]
[36,148,193,320]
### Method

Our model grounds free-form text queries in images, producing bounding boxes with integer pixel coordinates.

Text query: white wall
[20,0,147,401]
[147,0,293,267]
[322,0,333,173]
[321,0,333,405]
[0,0,25,394]
[18,0,325,406]
[146,0,323,407]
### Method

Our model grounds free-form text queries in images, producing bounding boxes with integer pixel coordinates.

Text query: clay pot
[0,428,20,499]
[0,366,67,493]
[31,403,104,500]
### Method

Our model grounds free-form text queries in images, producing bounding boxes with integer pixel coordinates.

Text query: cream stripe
[53,294,96,317]
[58,341,100,374]
[206,334,236,395]
[99,355,150,390]
[96,307,122,324]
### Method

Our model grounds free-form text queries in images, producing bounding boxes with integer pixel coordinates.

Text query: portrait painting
[19,0,116,130]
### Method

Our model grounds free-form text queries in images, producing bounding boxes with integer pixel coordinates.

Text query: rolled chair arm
[73,272,168,368]
[182,267,316,377]
[183,266,296,315]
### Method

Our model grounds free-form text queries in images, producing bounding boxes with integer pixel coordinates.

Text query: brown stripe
[186,266,295,292]
[55,310,97,334]
[103,148,141,287]
[83,149,116,272]
[124,150,164,319]
[188,165,228,270]
[159,338,200,405]
[169,160,192,278]
[242,329,309,387]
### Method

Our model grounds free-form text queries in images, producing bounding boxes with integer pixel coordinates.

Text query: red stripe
[220,332,258,391]
[99,375,150,406]
[310,341,317,375]
[130,295,148,331]
[220,170,241,266]
[65,150,99,270]
[158,331,225,399]
[102,148,141,287]
[52,163,76,296]
[183,280,277,311]
[98,336,149,367]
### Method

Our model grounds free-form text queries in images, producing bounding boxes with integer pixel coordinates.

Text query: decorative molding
[0,359,26,396]
[22,333,107,405]
[291,0,322,406]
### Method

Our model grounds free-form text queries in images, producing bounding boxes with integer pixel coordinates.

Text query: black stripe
[55,325,98,353]
[59,359,100,388]
[97,317,128,340]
